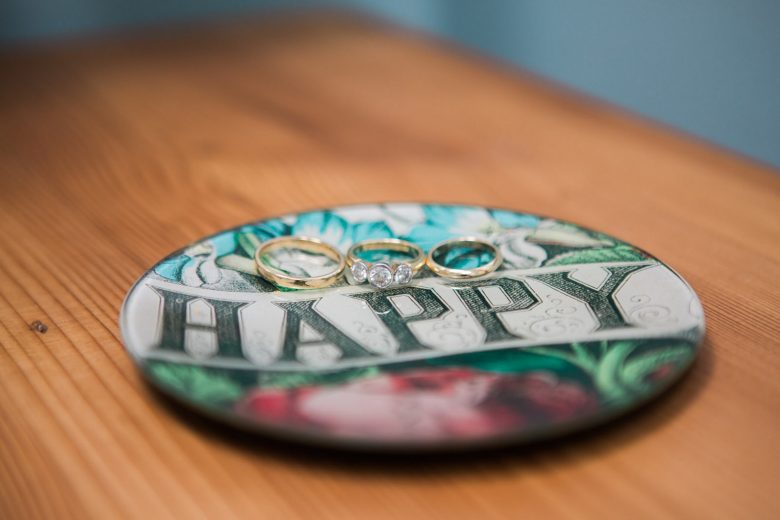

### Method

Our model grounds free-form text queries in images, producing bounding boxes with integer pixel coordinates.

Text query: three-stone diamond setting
[347,238,424,289]
[351,261,414,288]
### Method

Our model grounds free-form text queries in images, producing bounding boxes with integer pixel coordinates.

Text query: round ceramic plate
[120,203,704,450]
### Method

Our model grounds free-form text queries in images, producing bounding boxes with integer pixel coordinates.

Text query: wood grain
[1,13,778,519]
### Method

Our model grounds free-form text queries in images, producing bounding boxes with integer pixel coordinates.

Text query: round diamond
[367,263,393,289]
[393,263,413,285]
[351,261,368,283]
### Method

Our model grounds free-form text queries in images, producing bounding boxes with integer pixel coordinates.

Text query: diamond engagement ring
[346,238,425,288]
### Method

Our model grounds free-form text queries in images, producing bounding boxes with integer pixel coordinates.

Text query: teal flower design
[155,255,190,281]
[242,218,289,243]
[153,222,290,286]
[403,206,490,251]
[155,231,238,285]
[210,230,239,256]
[152,206,553,285]
[491,209,541,229]
[403,205,541,252]
[292,210,393,249]
[350,221,395,243]
[235,219,290,257]
[153,212,397,285]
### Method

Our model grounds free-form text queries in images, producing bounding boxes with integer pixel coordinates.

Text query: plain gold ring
[254,236,345,289]
[426,237,502,279]
[346,238,425,288]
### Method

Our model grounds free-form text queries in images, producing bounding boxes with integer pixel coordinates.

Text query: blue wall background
[2,0,778,168]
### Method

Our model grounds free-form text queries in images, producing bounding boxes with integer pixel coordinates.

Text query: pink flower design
[237,368,597,441]
[646,362,675,382]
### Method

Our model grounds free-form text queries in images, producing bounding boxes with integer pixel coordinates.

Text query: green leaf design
[533,341,656,403]
[594,340,637,403]
[621,344,694,390]
[148,362,243,405]
[427,348,584,379]
[546,244,646,266]
[257,367,380,389]
[238,232,262,257]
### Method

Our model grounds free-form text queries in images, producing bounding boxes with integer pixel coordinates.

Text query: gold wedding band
[427,237,502,279]
[254,236,345,289]
[347,238,425,288]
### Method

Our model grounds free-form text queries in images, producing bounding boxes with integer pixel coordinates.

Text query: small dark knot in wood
[30,320,48,333]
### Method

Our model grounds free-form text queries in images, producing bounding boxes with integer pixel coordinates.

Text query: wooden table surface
[1,14,778,519]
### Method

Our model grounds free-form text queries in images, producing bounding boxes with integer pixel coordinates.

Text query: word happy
[135,262,682,370]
